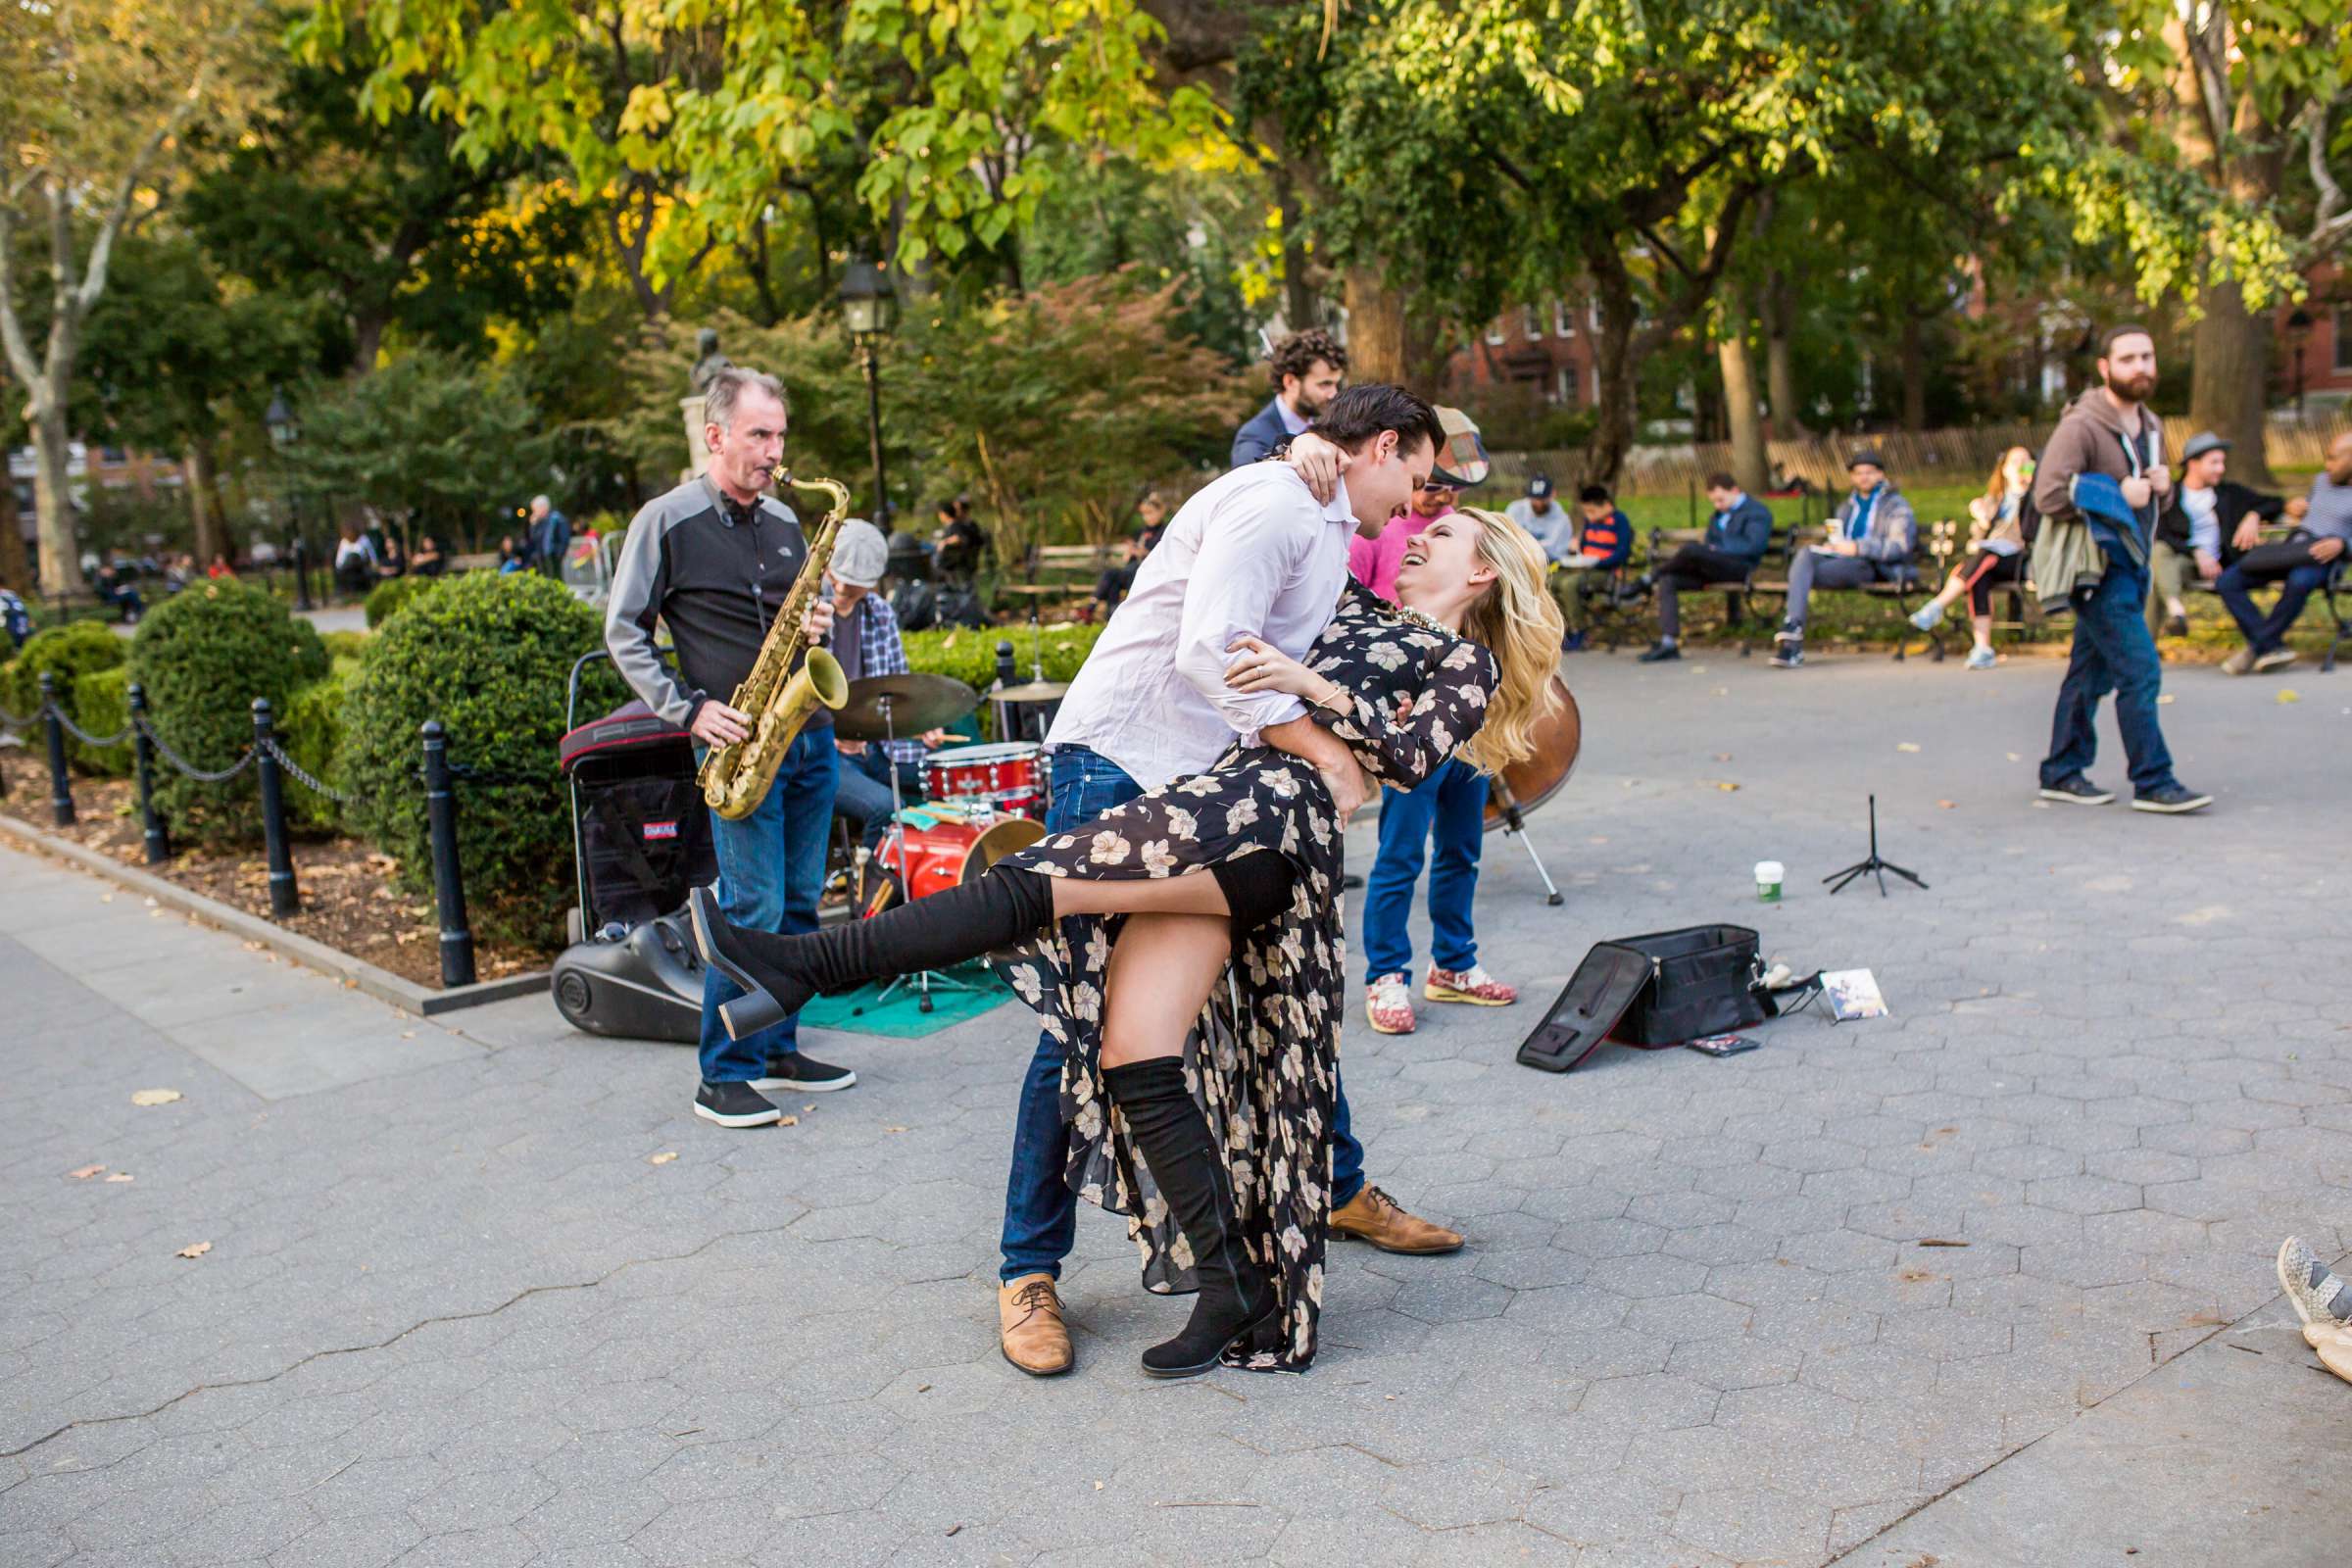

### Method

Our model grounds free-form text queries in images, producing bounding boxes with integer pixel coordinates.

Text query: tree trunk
[30,400,87,599]
[1582,250,1642,488]
[0,452,25,591]
[2188,278,2275,485]
[1276,167,1318,331]
[1900,314,1928,432]
[184,443,227,566]
[1764,276,1804,437]
[1344,265,1410,385]
[1717,321,1769,498]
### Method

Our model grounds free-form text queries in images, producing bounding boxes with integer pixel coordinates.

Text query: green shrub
[72,665,135,778]
[1,621,127,727]
[320,629,372,662]
[365,574,440,629]
[279,671,350,832]
[128,578,330,842]
[341,571,621,949]
[901,620,1106,738]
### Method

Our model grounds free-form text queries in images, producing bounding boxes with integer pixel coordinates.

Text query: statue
[689,328,731,395]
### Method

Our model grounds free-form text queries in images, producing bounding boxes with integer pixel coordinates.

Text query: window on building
[1485,319,1505,346]
[1523,305,1542,340]
[1553,300,1574,337]
[2335,306,2352,373]
[1590,301,1603,332]
[1555,367,1581,409]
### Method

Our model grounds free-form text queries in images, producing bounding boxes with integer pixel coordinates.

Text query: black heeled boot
[688,867,1056,1039]
[1103,1056,1278,1378]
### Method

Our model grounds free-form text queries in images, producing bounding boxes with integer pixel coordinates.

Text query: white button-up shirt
[1047,463,1357,791]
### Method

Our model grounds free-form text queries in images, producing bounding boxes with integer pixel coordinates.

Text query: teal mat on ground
[795,959,1014,1039]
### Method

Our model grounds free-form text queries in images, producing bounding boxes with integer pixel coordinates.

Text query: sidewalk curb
[0,812,546,1016]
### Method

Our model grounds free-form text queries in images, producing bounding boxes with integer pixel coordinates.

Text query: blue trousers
[2216,556,2329,655]
[1362,758,1487,982]
[2040,565,2179,798]
[698,727,838,1082]
[999,745,1366,1281]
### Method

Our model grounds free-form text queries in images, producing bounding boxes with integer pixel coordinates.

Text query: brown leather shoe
[998,1273,1073,1376]
[1330,1185,1464,1255]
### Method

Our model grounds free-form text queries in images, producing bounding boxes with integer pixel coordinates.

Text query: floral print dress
[995,583,1499,1371]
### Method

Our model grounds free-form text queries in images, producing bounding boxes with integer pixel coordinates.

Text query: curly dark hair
[1269,328,1348,394]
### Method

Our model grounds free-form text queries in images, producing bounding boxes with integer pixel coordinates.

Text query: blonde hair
[1982,446,2032,512]
[1446,507,1563,774]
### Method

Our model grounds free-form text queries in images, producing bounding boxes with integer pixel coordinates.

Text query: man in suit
[1230,328,1348,466]
[529,494,570,578]
[1637,471,1773,662]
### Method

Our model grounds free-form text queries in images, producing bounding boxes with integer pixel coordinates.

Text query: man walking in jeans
[2029,325,2211,814]
[996,385,1469,1378]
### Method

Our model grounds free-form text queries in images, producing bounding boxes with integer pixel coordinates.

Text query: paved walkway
[4,647,2349,1567]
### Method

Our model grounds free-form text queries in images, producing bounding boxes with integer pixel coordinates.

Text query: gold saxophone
[697,474,853,820]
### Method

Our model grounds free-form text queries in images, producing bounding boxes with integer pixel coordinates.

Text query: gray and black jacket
[603,474,828,733]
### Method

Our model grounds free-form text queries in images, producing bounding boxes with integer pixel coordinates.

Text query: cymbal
[832,672,978,740]
[992,679,1071,705]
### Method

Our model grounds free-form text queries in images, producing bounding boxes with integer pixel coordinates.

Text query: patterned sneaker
[1425,963,1517,1006]
[2278,1237,2352,1327]
[1365,972,1416,1035]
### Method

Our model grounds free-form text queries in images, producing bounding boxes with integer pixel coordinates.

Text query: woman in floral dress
[693,508,1565,1376]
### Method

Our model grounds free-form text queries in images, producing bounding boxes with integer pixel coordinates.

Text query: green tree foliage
[285,350,545,552]
[339,572,622,950]
[128,578,331,842]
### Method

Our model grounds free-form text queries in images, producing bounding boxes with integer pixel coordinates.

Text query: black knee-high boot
[1103,1056,1277,1378]
[689,867,1057,1039]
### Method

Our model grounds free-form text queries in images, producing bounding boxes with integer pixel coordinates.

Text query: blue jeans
[2216,557,2329,655]
[831,743,924,848]
[2040,565,2178,798]
[1362,758,1486,982]
[698,727,838,1082]
[999,746,1366,1281]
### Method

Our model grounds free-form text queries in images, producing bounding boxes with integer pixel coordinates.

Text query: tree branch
[2304,96,2352,256]
[0,206,45,391]
[79,90,203,315]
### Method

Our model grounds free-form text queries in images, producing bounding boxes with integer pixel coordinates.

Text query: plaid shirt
[842,592,927,766]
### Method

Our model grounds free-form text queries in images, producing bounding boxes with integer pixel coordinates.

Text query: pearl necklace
[1394,604,1455,638]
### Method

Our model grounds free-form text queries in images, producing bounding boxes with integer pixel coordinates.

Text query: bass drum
[857,811,1047,917]
[1484,673,1582,827]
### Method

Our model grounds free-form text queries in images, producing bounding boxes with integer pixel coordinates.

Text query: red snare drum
[860,809,1046,916]
[923,742,1042,816]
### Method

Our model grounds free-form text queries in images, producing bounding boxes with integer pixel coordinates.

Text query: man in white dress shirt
[995,385,1471,1377]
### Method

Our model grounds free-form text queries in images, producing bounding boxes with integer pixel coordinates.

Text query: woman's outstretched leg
[1095,913,1277,1376]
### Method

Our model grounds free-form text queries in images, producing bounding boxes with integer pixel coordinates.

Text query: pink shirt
[1348,507,1451,602]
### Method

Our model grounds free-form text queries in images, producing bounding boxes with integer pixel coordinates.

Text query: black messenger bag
[1517,924,1773,1073]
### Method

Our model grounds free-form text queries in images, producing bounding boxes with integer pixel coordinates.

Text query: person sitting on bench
[1637,471,1771,663]
[1771,453,1916,668]
[1544,483,1633,652]
[2143,431,2292,641]
[1908,445,2036,669]
[2216,427,2350,676]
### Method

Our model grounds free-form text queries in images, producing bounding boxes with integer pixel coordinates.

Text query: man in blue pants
[994,387,1470,1379]
[1360,758,1518,1035]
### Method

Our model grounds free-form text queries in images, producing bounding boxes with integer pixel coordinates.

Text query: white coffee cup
[1755,860,1785,903]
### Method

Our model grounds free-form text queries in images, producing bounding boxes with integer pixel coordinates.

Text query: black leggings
[1957,550,2025,617]
[1207,852,1297,937]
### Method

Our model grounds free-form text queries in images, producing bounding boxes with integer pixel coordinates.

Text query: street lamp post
[264,391,311,612]
[2286,309,2315,425]
[839,256,899,521]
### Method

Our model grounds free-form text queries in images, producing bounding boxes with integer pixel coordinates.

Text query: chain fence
[50,709,134,750]
[259,736,354,805]
[134,717,258,785]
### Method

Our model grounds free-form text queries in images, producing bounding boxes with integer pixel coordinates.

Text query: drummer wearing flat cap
[827,518,950,853]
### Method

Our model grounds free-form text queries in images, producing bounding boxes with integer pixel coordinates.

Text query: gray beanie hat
[829,518,890,588]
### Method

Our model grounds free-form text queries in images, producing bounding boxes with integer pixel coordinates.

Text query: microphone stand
[864,692,978,1014]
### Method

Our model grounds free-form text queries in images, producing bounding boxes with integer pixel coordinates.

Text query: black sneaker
[2132,783,2213,814]
[1773,622,1801,645]
[1768,637,1803,669]
[751,1054,857,1094]
[695,1080,783,1127]
[2037,775,2115,806]
[2163,613,2189,638]
[1637,641,1681,664]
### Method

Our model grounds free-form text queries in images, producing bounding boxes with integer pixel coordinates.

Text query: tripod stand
[865,692,978,1015]
[1490,780,1564,906]
[1824,794,1927,898]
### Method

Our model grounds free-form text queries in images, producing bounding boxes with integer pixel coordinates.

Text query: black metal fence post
[251,698,299,915]
[128,682,168,864]
[420,721,475,989]
[38,672,74,826]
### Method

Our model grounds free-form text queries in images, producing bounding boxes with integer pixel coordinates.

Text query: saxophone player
[606,366,855,1127]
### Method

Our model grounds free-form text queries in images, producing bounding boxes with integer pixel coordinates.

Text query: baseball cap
[2182,431,2230,461]
[829,519,890,588]
[1528,474,1554,498]
[1429,406,1491,489]
[1846,450,1887,471]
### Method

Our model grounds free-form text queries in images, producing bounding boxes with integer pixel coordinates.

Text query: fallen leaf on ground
[69,1164,104,1180]
[2157,694,2176,705]
[1936,800,1956,809]
[1714,753,1733,761]
[2006,752,2022,762]
[1916,1239,1970,1248]
[885,1125,909,1134]
[647,1152,677,1165]
[104,1173,134,1183]
[2278,688,2300,704]
[130,1089,182,1106]
[175,1242,212,1259]
[777,1115,798,1127]
[1896,742,1922,753]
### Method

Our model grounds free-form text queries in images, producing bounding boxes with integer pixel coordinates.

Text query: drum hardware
[832,671,978,742]
[1483,674,1581,905]
[924,740,1044,819]
[866,686,968,1012]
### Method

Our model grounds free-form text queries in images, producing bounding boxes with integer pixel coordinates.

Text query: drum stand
[1491,780,1564,906]
[867,694,979,1014]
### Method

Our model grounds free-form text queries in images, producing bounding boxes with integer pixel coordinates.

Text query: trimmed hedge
[365,574,440,629]
[2,623,127,756]
[128,579,330,843]
[341,571,621,949]
[320,629,372,662]
[279,671,350,831]
[901,621,1106,737]
[71,666,135,778]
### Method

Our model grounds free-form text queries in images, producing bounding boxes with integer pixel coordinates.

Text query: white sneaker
[1365,972,1416,1035]
[1909,603,1945,632]
[1964,646,1997,670]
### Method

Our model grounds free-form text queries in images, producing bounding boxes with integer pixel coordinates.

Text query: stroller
[548,651,715,1044]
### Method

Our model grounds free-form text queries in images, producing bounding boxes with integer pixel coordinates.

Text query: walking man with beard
[1231,328,1348,466]
[2030,325,2212,814]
